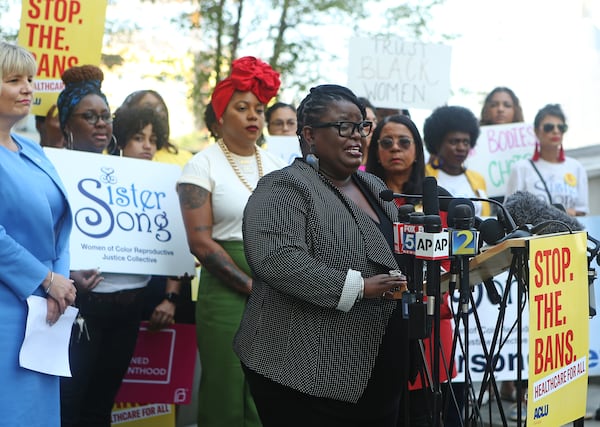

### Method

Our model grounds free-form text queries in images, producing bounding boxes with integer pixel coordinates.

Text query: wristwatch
[164,292,179,304]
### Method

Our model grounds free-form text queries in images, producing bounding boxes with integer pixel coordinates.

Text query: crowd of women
[0,39,590,427]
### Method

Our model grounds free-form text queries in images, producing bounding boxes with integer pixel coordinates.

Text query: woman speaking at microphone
[235,84,411,426]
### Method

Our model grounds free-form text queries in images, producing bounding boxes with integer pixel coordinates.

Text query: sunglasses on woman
[379,137,413,150]
[542,123,568,133]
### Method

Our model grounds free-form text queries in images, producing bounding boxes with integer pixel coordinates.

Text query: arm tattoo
[203,251,251,294]
[178,184,209,209]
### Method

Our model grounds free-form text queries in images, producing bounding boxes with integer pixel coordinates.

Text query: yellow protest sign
[111,403,175,427]
[17,0,108,115]
[528,231,589,425]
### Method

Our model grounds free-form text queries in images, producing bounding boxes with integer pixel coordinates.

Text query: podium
[436,231,589,427]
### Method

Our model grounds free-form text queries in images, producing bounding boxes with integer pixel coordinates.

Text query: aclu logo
[533,404,549,419]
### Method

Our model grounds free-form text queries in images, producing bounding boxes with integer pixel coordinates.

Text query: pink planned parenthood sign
[115,322,196,404]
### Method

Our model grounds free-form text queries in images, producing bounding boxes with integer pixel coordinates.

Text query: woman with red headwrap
[177,56,285,427]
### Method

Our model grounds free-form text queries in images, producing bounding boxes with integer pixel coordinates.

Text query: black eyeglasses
[542,123,568,133]
[310,121,373,138]
[72,111,113,125]
[379,137,413,150]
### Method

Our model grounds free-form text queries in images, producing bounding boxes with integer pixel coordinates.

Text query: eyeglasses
[72,111,113,125]
[310,121,373,138]
[379,137,413,150]
[270,119,297,129]
[542,123,568,133]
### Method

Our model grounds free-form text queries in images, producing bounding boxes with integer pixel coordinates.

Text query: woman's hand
[46,297,61,325]
[43,271,77,317]
[70,269,103,292]
[149,300,176,331]
[363,273,407,299]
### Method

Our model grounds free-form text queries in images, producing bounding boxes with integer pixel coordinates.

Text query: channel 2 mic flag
[450,229,479,256]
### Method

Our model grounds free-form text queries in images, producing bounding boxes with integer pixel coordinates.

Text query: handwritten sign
[347,36,451,109]
[44,148,195,276]
[466,122,536,197]
[17,0,108,115]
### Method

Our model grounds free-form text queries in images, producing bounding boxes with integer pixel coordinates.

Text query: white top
[177,143,286,241]
[93,273,151,293]
[436,170,484,217]
[505,157,589,214]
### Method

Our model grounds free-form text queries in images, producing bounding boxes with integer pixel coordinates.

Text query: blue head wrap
[57,79,109,132]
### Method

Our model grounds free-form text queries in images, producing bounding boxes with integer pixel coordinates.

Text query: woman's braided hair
[296,84,366,156]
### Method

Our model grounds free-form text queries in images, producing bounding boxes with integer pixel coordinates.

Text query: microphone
[379,189,517,231]
[393,204,415,254]
[380,189,397,202]
[504,191,583,234]
[479,217,531,245]
[422,176,440,215]
[447,199,479,257]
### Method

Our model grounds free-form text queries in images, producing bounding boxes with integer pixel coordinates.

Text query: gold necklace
[217,140,263,192]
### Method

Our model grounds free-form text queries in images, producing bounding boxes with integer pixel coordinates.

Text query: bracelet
[45,271,54,295]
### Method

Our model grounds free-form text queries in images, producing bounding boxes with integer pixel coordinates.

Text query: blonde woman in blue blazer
[0,42,76,427]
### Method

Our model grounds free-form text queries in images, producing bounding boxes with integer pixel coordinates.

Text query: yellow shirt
[153,146,194,168]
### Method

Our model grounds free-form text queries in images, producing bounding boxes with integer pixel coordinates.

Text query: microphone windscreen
[504,191,583,234]
[380,189,394,202]
[422,176,439,215]
[447,198,474,228]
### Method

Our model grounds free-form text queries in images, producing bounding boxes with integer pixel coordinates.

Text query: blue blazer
[0,133,72,426]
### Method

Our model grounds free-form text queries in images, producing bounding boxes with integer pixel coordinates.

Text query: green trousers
[195,240,261,427]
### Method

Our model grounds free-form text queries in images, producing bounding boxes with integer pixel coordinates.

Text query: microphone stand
[422,214,444,427]
[449,203,478,426]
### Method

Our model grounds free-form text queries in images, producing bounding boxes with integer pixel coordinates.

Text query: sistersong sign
[44,148,195,276]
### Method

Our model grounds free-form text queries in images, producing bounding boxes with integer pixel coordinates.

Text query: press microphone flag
[415,215,450,260]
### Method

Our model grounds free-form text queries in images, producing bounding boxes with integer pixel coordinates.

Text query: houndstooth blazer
[234,159,402,403]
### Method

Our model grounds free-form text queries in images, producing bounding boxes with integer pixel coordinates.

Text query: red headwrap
[211,56,281,120]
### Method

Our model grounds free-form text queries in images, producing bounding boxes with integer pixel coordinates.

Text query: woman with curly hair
[119,89,194,166]
[423,105,491,217]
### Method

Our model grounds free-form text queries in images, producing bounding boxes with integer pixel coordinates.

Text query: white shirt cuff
[336,269,364,312]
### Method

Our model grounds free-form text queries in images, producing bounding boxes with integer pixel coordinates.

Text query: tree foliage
[176,0,447,128]
[3,0,446,134]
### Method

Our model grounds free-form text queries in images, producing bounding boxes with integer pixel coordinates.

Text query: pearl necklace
[217,140,263,192]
